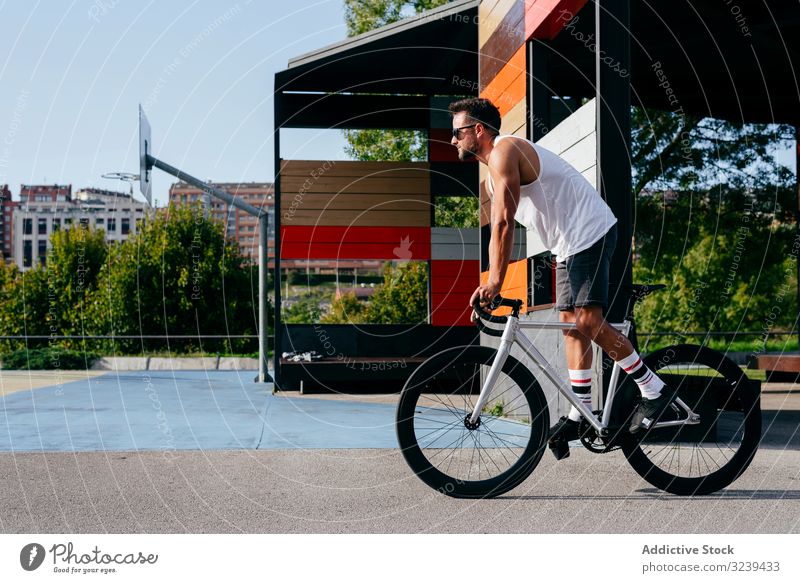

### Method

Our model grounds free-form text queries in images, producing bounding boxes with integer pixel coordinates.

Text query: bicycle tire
[396,345,549,498]
[621,344,761,495]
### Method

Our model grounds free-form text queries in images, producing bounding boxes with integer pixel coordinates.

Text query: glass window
[38,218,47,234]
[52,218,61,232]
[23,218,32,235]
[107,218,116,232]
[121,218,130,235]
[23,240,32,267]
[38,240,47,265]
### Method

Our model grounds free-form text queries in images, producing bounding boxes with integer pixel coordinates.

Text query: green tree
[632,108,794,197]
[343,128,427,162]
[435,196,479,228]
[283,295,324,324]
[320,291,367,324]
[0,226,107,352]
[364,261,428,324]
[344,0,452,35]
[90,204,259,353]
[631,107,796,338]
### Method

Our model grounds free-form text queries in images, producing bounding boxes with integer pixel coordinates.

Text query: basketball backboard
[139,105,153,206]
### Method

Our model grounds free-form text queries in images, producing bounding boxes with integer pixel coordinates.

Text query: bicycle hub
[463,415,481,430]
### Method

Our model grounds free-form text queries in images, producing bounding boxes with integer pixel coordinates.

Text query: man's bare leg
[570,305,634,361]
[558,309,594,426]
[572,305,668,433]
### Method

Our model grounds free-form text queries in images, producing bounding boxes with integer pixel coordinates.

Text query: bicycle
[395,285,761,498]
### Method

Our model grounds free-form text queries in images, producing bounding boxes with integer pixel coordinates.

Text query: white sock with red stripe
[567,368,592,422]
[617,351,664,399]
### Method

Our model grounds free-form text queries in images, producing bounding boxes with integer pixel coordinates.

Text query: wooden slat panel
[280,177,430,195]
[281,226,431,260]
[480,45,526,116]
[479,1,525,88]
[525,0,588,41]
[280,160,432,227]
[280,160,430,179]
[284,209,430,227]
[480,180,491,227]
[501,97,527,137]
[480,0,524,47]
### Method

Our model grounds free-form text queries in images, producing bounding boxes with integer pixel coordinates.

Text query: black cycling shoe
[547,417,581,461]
[549,416,581,442]
[629,389,675,434]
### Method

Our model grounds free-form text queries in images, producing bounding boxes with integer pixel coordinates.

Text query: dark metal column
[595,0,632,323]
[796,126,800,348]
[273,91,283,388]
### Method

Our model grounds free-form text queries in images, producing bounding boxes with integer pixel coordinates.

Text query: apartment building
[0,184,13,261]
[12,185,150,269]
[168,181,275,264]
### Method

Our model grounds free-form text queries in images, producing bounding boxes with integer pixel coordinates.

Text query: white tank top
[486,135,617,263]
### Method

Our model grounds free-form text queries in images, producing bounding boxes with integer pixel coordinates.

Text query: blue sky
[0,0,351,207]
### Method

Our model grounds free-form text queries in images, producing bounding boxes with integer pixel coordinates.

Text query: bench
[276,324,478,393]
[756,354,800,382]
[280,356,427,393]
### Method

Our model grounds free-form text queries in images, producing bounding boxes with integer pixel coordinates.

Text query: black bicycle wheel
[621,344,761,495]
[396,345,549,498]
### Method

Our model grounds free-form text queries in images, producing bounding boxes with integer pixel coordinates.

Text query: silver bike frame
[468,315,698,433]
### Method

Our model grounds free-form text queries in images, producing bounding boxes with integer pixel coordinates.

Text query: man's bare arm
[471,142,521,306]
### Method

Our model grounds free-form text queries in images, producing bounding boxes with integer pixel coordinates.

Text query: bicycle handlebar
[472,295,524,336]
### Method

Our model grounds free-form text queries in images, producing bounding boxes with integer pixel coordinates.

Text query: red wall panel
[281,226,431,260]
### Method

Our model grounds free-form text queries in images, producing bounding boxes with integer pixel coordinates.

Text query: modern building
[12,184,150,269]
[0,184,13,262]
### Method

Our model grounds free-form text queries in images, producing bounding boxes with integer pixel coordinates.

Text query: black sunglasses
[452,124,477,138]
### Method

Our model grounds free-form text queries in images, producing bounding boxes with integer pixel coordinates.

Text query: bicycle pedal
[548,438,570,461]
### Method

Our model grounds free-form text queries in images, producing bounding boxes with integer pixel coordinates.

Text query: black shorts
[555,225,617,311]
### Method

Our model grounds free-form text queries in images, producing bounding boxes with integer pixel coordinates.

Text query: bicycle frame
[469,315,700,434]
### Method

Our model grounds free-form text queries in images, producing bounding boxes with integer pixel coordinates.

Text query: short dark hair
[448,98,501,136]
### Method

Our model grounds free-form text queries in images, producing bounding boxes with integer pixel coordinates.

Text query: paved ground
[0,370,798,533]
[0,448,797,533]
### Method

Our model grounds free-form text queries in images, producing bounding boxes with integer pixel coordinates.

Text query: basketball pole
[146,155,272,384]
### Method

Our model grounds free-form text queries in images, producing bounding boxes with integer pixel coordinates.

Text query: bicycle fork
[467,316,518,426]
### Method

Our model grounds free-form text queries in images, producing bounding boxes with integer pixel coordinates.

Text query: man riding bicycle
[450,97,672,446]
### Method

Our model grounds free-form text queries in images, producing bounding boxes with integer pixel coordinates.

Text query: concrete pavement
[0,369,798,533]
[0,448,797,533]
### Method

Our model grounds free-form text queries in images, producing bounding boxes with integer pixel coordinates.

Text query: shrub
[1,347,99,370]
